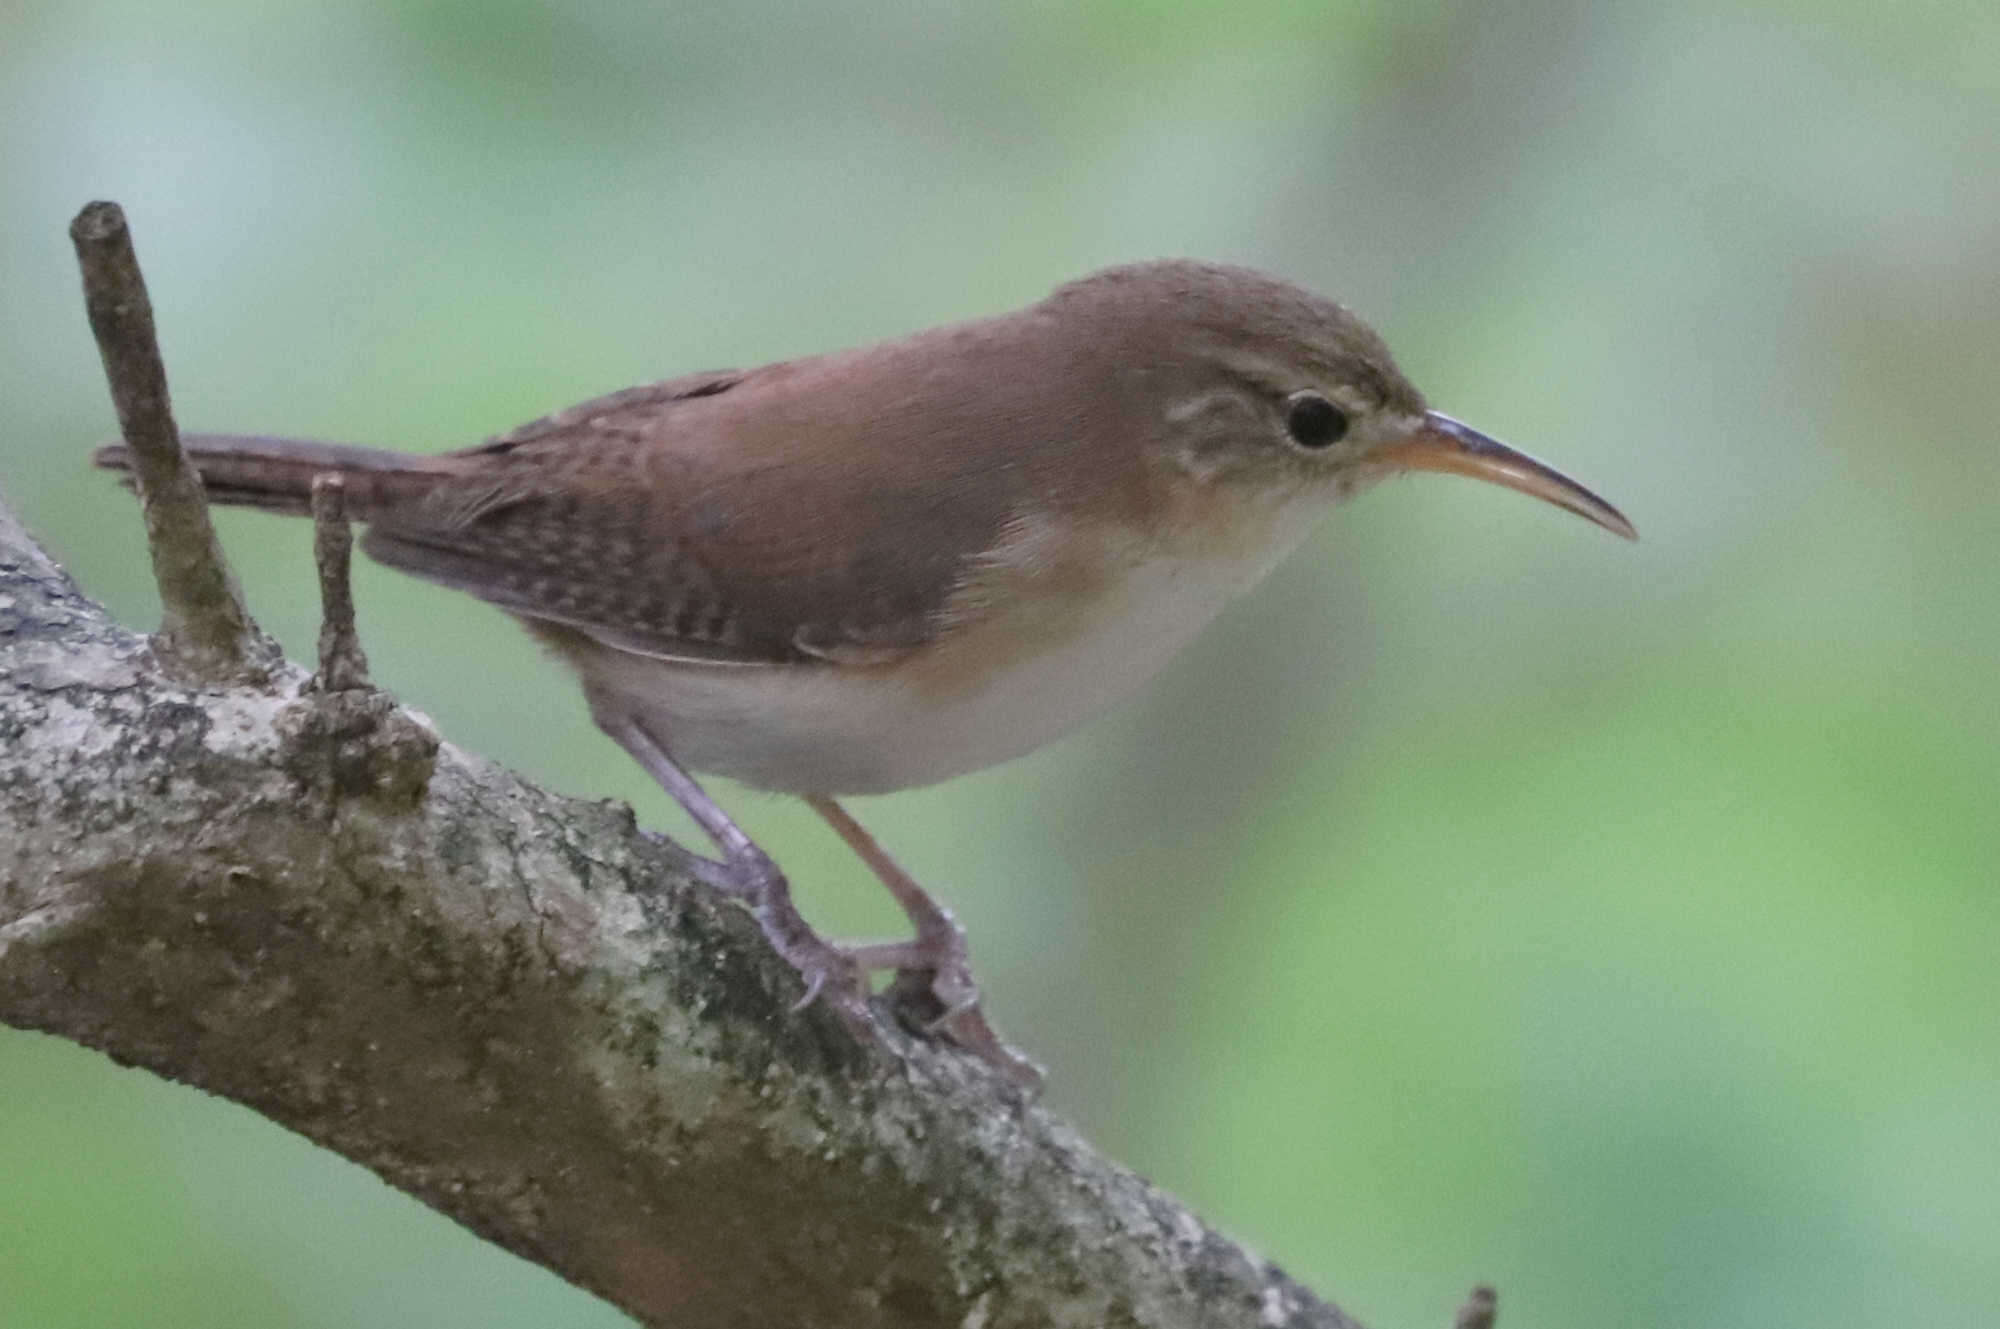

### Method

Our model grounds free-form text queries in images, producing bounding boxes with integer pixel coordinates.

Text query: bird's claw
[773,935,870,1022]
[788,968,828,1013]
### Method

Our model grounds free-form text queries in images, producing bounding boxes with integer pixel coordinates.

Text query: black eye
[1284,392,1348,450]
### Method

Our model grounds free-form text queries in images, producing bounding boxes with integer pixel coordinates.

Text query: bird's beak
[1371,411,1638,540]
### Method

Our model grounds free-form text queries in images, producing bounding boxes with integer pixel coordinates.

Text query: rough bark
[0,491,1371,1327]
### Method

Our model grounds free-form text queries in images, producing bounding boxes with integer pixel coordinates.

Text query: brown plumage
[97,260,1425,675]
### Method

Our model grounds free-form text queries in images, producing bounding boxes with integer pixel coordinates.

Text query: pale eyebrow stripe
[1163,388,1252,425]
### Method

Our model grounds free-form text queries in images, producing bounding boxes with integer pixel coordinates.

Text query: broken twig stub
[310,473,370,692]
[70,199,271,684]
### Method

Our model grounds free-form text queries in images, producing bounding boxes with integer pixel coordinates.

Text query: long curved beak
[1372,411,1638,541]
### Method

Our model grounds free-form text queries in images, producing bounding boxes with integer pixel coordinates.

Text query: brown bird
[98,259,1634,1083]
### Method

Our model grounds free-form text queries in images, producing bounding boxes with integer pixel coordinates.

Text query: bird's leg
[801,795,973,999]
[803,795,1042,1090]
[594,712,871,1028]
[593,708,1039,1087]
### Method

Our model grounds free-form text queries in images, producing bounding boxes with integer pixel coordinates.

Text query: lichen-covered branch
[0,494,1363,1328]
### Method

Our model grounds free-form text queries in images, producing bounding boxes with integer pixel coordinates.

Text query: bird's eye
[1284,392,1348,450]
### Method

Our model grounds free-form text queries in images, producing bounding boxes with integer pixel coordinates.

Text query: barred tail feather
[92,433,444,517]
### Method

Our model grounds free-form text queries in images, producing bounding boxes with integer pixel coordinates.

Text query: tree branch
[0,496,1365,1327]
[0,205,1374,1328]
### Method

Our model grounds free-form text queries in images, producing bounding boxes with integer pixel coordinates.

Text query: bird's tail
[93,434,448,518]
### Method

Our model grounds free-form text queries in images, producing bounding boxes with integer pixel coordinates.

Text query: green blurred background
[4,1,1997,1325]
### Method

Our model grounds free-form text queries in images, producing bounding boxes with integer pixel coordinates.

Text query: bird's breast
[572,496,1329,794]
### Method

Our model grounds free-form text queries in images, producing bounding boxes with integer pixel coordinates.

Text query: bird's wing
[360,367,1014,667]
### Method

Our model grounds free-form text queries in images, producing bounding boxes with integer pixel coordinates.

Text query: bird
[97,258,1634,1084]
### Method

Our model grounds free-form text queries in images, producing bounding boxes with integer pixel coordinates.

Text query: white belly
[574,498,1328,794]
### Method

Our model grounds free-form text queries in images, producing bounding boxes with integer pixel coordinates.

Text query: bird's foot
[719,862,1039,1088]
[693,845,874,1031]
[843,913,1043,1092]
